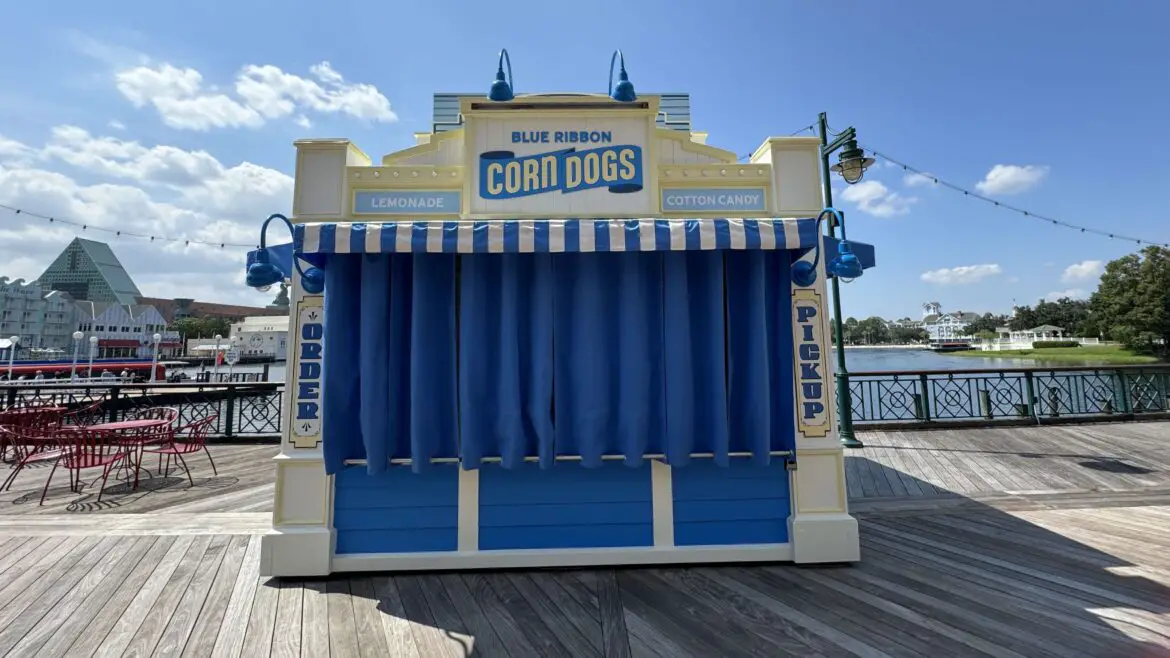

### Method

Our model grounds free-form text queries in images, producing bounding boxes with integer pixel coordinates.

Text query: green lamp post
[817,112,874,448]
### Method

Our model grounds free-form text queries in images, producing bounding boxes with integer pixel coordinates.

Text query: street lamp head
[830,139,875,184]
[72,331,84,341]
[214,334,223,341]
[8,335,18,345]
[89,336,98,345]
[152,333,162,343]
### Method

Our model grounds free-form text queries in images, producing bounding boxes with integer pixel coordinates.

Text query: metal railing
[847,365,1170,426]
[1,382,282,438]
[4,364,1167,439]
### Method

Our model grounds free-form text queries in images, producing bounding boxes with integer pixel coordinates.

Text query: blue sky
[0,0,1166,317]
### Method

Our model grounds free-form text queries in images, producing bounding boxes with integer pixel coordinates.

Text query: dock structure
[0,421,1167,656]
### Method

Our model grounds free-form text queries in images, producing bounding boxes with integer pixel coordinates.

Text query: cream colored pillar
[787,240,860,563]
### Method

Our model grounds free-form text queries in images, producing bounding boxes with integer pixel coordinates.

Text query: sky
[0,0,1167,319]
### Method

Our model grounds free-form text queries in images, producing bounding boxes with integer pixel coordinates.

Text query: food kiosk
[244,54,877,576]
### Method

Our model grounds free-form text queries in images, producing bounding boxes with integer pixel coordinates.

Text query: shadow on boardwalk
[0,423,1167,655]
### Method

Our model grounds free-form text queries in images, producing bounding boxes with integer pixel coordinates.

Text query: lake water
[193,347,1110,382]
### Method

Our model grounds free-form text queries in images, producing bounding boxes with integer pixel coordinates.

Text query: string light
[0,203,259,249]
[863,147,1168,248]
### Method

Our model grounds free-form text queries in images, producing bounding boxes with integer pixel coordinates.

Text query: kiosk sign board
[469,118,652,217]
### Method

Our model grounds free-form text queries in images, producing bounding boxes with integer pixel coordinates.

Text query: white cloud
[1045,288,1088,301]
[1061,260,1104,283]
[107,120,126,131]
[975,164,1049,195]
[839,180,917,218]
[903,172,935,187]
[920,264,1003,285]
[115,60,396,131]
[0,129,289,305]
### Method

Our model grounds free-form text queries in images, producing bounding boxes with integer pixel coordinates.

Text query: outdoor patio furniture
[40,426,129,505]
[145,415,218,486]
[0,407,66,490]
[87,417,175,490]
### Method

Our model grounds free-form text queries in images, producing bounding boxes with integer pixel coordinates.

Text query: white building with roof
[74,301,181,358]
[0,277,81,355]
[230,315,289,360]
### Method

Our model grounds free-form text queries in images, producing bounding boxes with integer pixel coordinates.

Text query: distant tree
[1090,246,1170,357]
[1009,298,1092,335]
[890,326,929,344]
[855,316,891,345]
[962,312,1008,336]
[843,317,860,344]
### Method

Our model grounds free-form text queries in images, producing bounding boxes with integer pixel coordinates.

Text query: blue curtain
[321,253,458,474]
[724,251,796,461]
[458,254,555,469]
[321,249,794,474]
[551,253,667,468]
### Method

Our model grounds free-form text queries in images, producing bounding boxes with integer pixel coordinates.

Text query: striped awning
[294,218,819,255]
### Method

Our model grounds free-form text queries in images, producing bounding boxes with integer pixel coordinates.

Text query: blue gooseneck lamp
[791,208,864,287]
[608,50,636,102]
[488,49,514,101]
[246,213,325,295]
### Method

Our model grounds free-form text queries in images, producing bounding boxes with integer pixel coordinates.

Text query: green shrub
[1032,341,1081,349]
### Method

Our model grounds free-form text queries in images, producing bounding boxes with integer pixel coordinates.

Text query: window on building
[122,326,130,333]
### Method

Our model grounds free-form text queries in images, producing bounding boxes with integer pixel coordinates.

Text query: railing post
[107,386,121,423]
[1024,371,1037,420]
[1118,368,1133,414]
[979,389,992,419]
[1047,387,1061,417]
[5,386,14,409]
[918,373,932,422]
[224,385,236,438]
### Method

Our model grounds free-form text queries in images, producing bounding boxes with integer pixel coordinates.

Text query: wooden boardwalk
[0,421,1167,656]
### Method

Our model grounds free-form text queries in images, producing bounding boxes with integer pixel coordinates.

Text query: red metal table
[88,418,173,490]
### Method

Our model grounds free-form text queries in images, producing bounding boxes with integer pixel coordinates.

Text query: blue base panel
[332,459,791,555]
[672,460,791,546]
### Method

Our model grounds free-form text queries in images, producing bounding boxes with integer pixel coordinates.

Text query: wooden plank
[462,573,549,657]
[115,534,213,658]
[370,576,422,658]
[503,572,602,655]
[394,574,470,658]
[300,579,331,657]
[209,535,264,658]
[655,566,851,656]
[479,572,575,657]
[0,535,112,650]
[150,533,232,656]
[240,577,280,657]
[8,536,157,657]
[182,533,252,657]
[437,574,510,657]
[270,580,302,658]
[54,535,180,658]
[416,574,481,656]
[856,541,1133,657]
[326,577,361,658]
[596,571,633,658]
[860,532,1161,652]
[348,577,392,658]
[0,535,85,619]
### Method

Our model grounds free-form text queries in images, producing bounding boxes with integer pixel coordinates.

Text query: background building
[230,315,289,360]
[139,296,287,324]
[0,277,80,355]
[36,238,142,305]
[75,302,181,358]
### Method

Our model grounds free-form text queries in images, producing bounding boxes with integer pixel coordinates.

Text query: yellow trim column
[260,274,335,577]
[787,243,860,563]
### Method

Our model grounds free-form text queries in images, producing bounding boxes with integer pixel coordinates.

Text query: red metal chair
[62,400,105,429]
[144,415,218,486]
[0,408,66,491]
[40,426,128,504]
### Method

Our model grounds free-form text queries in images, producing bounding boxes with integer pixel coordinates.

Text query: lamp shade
[72,331,84,341]
[829,241,865,279]
[488,49,514,102]
[830,140,875,185]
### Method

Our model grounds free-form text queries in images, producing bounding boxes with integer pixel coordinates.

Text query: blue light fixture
[488,49,514,102]
[608,50,636,102]
[791,207,865,287]
[246,213,325,295]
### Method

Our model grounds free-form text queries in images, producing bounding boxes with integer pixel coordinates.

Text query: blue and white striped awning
[294,218,820,255]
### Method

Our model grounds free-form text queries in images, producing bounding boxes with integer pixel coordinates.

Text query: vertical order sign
[288,298,324,449]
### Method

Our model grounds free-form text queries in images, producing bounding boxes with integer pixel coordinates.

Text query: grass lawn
[953,345,1163,365]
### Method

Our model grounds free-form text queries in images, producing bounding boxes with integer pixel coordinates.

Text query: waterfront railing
[1,382,282,439]
[846,365,1170,427]
[2,364,1166,440]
